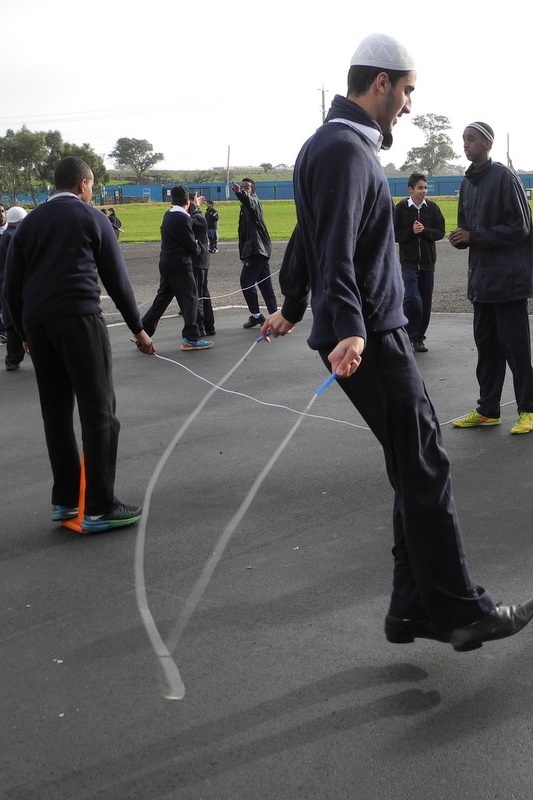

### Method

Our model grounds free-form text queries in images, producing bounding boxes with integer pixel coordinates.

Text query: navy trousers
[193,267,215,334]
[142,267,200,341]
[240,254,278,316]
[473,300,533,417]
[401,268,434,342]
[320,327,494,635]
[27,314,120,515]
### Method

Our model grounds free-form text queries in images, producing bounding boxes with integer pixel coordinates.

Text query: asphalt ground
[111,237,478,323]
[2,241,533,800]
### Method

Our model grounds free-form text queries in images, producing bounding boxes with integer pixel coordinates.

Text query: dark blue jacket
[4,195,142,339]
[458,159,533,303]
[234,189,271,260]
[280,94,406,350]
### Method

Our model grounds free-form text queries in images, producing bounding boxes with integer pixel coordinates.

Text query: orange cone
[62,454,87,534]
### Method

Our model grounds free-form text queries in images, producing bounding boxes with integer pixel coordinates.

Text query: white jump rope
[134,336,338,700]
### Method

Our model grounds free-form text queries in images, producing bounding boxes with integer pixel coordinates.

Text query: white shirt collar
[169,205,189,214]
[47,192,80,202]
[327,118,383,154]
[408,197,427,209]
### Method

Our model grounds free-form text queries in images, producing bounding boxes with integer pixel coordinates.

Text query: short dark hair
[170,185,189,206]
[241,178,256,191]
[347,65,410,95]
[54,156,93,190]
[408,172,427,188]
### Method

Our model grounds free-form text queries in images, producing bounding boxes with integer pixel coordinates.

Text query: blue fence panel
[8,174,533,206]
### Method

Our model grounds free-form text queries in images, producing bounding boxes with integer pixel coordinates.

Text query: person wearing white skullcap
[0,204,7,342]
[0,207,28,369]
[450,122,533,435]
[261,35,533,653]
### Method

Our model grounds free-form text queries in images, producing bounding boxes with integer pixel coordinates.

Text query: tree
[401,114,459,176]
[35,133,108,192]
[260,162,273,173]
[109,138,164,183]
[0,128,108,203]
[62,142,108,186]
[0,127,48,204]
[382,162,405,177]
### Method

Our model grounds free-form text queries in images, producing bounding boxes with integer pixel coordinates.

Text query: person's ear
[375,72,389,94]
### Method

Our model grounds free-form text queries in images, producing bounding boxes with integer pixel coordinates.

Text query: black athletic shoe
[243,314,266,329]
[81,502,142,532]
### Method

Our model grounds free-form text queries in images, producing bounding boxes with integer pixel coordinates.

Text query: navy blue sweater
[4,195,143,338]
[158,207,200,276]
[280,94,406,350]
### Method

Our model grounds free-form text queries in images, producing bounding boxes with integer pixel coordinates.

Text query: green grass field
[112,197,533,243]
[113,200,297,243]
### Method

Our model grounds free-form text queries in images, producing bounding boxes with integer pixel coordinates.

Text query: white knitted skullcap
[350,33,416,71]
[6,206,27,223]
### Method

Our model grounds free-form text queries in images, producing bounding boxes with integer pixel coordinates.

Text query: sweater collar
[464,158,492,184]
[324,94,393,150]
[47,192,81,202]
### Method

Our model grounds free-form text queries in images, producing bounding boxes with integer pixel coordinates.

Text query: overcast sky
[1,0,530,176]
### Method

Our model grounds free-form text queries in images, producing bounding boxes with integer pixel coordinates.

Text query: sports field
[110,198,471,243]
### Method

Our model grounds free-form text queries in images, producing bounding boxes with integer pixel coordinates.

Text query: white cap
[6,206,27,224]
[350,33,416,71]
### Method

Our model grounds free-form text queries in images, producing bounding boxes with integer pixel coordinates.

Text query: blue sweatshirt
[280,94,406,351]
[4,194,143,339]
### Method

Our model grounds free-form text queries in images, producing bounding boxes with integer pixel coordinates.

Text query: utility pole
[318,85,329,123]
[225,145,231,199]
[506,132,514,170]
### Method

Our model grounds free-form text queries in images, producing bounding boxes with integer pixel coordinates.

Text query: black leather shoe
[450,600,533,652]
[243,314,266,329]
[385,615,449,644]
[411,339,428,353]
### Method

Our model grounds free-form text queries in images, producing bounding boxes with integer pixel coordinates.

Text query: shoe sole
[451,639,483,652]
[52,510,79,521]
[385,626,449,645]
[81,514,142,532]
[452,421,500,427]
[180,343,213,351]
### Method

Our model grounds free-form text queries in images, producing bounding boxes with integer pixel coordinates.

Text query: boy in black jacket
[450,122,533,434]
[394,173,445,352]
[231,179,278,329]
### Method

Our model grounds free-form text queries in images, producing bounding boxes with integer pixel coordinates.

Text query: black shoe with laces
[81,502,142,532]
[243,314,265,329]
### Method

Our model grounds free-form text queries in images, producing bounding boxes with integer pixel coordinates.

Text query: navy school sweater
[280,94,407,351]
[4,195,143,339]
